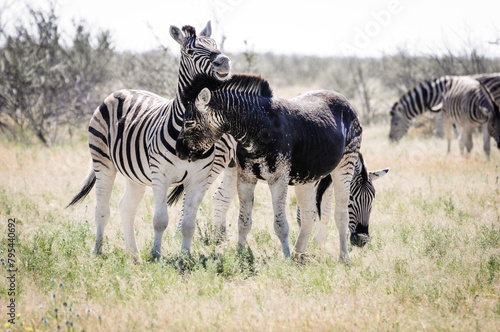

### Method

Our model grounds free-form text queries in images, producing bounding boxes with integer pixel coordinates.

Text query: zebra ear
[199,21,212,37]
[196,88,211,110]
[369,168,389,181]
[170,25,186,45]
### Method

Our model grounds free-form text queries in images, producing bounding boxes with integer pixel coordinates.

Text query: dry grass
[0,124,499,331]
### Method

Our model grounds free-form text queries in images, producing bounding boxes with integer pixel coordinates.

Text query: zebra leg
[119,179,146,262]
[93,168,117,255]
[459,124,474,155]
[314,181,333,245]
[236,176,257,251]
[434,112,445,138]
[482,125,491,159]
[293,184,316,254]
[444,117,453,154]
[268,177,291,257]
[331,157,356,263]
[212,166,238,239]
[296,206,301,227]
[150,176,173,259]
[180,182,210,252]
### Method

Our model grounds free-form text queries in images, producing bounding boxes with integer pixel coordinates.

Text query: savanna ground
[1,115,500,331]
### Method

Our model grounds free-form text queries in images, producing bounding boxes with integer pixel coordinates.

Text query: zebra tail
[167,184,184,206]
[66,165,96,208]
[315,175,333,219]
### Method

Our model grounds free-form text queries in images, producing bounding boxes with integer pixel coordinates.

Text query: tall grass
[0,125,499,331]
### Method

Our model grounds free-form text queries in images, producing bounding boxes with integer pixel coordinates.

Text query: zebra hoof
[292,250,309,264]
[148,250,162,262]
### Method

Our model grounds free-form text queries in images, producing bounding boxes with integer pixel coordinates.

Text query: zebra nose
[213,55,229,67]
[213,55,231,79]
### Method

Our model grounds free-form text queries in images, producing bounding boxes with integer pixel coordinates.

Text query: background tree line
[1,5,499,145]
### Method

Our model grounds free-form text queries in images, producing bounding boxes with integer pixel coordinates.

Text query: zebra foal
[176,74,363,262]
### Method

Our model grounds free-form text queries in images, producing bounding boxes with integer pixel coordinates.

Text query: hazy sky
[4,0,500,57]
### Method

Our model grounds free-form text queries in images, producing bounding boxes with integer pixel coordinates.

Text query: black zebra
[176,74,363,263]
[67,22,234,261]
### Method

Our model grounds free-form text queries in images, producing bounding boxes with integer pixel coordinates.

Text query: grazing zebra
[67,22,234,261]
[176,74,363,263]
[211,154,389,248]
[389,75,451,141]
[312,154,389,248]
[389,75,500,156]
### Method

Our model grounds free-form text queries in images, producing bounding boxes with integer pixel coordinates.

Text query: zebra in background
[389,74,500,157]
[440,76,500,156]
[389,75,451,141]
[67,22,235,261]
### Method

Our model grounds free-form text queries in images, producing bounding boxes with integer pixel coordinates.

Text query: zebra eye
[185,120,196,129]
[186,49,194,56]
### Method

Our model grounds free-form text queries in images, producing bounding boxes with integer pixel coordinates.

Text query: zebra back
[442,76,494,127]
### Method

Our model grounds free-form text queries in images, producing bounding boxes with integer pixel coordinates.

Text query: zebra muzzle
[213,55,231,80]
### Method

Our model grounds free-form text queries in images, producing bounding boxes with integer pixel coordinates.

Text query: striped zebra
[389,74,500,156]
[67,22,235,261]
[389,75,451,141]
[308,153,389,247]
[440,76,500,156]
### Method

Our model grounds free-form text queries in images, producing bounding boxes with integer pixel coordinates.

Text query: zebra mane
[219,74,273,98]
[182,25,197,38]
[182,74,273,104]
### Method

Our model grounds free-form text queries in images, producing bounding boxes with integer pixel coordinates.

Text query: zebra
[312,154,389,248]
[67,22,235,261]
[389,75,451,141]
[440,76,500,156]
[175,74,363,263]
[389,75,500,156]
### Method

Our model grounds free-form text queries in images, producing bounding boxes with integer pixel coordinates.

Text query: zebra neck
[402,76,450,120]
[162,97,186,142]
[213,93,272,150]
